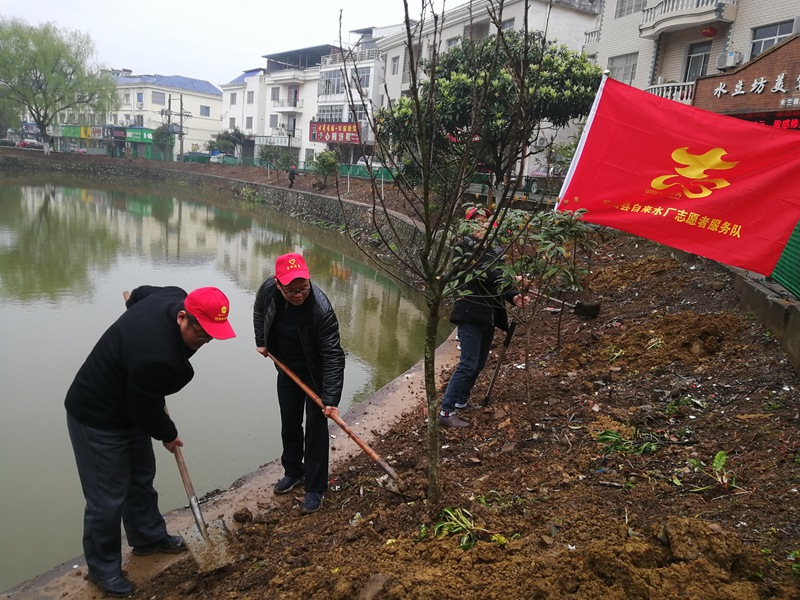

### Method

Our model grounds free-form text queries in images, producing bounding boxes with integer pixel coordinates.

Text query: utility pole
[161,94,191,162]
[180,95,185,159]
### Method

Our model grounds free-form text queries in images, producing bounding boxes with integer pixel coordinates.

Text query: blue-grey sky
[0,0,466,87]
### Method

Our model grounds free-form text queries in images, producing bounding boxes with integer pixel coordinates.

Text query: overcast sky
[0,0,467,87]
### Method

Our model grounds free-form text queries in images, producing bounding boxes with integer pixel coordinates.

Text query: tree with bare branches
[339,0,601,502]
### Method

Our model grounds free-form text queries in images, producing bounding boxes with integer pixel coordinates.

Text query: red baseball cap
[465,206,492,220]
[184,287,236,340]
[275,252,311,285]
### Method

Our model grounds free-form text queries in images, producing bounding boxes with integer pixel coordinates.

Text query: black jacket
[449,235,518,331]
[253,277,345,407]
[64,286,194,442]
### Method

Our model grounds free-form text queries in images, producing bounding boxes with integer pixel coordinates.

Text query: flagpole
[555,73,609,211]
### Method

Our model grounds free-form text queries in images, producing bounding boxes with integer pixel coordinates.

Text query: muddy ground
[8,152,800,598]
[122,160,800,599]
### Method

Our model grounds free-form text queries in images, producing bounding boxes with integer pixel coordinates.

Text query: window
[136,92,143,104]
[463,21,490,40]
[247,91,254,104]
[305,149,315,162]
[607,52,638,85]
[446,37,460,49]
[123,93,131,104]
[269,114,278,128]
[390,55,400,76]
[230,92,237,105]
[152,91,166,105]
[352,66,371,89]
[134,115,144,127]
[317,105,343,122]
[501,18,515,31]
[318,70,344,95]
[684,41,711,82]
[348,107,368,123]
[751,21,794,58]
[271,87,281,101]
[615,0,647,18]
[199,105,210,117]
[229,117,235,129]
[246,116,253,129]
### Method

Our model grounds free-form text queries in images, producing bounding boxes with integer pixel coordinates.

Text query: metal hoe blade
[179,519,245,573]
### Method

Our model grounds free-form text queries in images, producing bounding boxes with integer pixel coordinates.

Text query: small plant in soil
[433,507,508,550]
[594,429,660,456]
[686,451,743,493]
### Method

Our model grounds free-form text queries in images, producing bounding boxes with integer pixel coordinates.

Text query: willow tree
[341,0,601,502]
[0,18,118,155]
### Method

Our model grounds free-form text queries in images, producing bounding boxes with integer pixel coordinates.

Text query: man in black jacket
[440,207,525,428]
[65,285,235,598]
[253,252,345,514]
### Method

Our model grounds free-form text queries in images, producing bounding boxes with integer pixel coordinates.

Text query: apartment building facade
[378,0,598,102]
[50,71,222,159]
[583,0,800,105]
[110,71,222,157]
[376,0,599,169]
[218,2,597,168]
[220,46,335,164]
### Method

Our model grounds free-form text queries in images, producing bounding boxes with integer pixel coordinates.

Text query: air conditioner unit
[715,51,742,70]
[136,102,143,109]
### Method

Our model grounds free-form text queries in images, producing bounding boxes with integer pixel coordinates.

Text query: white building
[376,0,600,170]
[379,0,597,102]
[220,46,335,164]
[582,0,800,104]
[217,2,598,168]
[111,70,223,157]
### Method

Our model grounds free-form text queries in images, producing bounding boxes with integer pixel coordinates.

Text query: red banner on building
[309,121,361,144]
[557,77,800,276]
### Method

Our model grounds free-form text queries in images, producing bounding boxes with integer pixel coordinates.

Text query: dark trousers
[441,322,495,413]
[277,372,329,493]
[67,412,168,579]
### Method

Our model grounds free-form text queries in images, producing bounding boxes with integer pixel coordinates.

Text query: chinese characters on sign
[598,199,743,239]
[309,122,361,144]
[712,72,800,101]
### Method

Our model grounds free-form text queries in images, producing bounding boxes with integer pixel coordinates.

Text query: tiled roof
[113,74,222,96]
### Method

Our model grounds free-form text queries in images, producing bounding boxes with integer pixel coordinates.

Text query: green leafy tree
[0,97,21,138]
[341,0,600,502]
[152,125,174,160]
[0,18,118,155]
[308,150,339,190]
[207,127,247,157]
[257,144,295,170]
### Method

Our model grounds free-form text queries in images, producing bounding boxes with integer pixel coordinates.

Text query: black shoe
[439,413,470,428]
[89,574,134,598]
[132,534,186,556]
[300,492,324,514]
[274,475,304,495]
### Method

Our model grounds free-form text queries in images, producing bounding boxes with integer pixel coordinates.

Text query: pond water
[0,176,445,592]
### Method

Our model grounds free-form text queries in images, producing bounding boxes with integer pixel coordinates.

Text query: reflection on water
[0,177,448,592]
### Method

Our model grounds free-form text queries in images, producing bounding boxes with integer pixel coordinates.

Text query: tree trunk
[424,302,442,504]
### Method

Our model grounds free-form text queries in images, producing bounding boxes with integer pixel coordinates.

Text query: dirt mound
[126,229,799,599]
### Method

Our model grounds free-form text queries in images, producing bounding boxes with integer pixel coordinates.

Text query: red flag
[556,76,800,276]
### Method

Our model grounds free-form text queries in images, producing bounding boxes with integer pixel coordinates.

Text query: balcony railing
[553,0,600,13]
[645,81,695,105]
[321,48,378,66]
[584,29,600,49]
[272,99,304,109]
[640,0,737,40]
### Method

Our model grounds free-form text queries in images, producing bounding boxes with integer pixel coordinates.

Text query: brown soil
[140,165,798,598]
[9,151,800,598]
